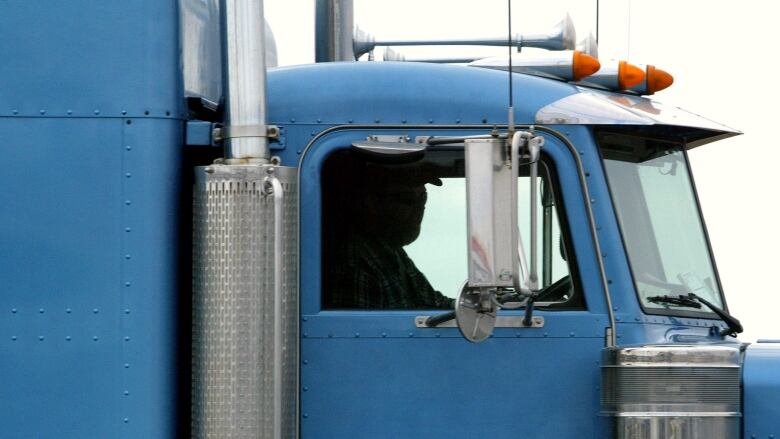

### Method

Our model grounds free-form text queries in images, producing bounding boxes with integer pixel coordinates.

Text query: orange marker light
[572,51,601,81]
[646,65,674,94]
[618,61,645,89]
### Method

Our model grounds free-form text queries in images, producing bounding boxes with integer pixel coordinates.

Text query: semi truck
[1,0,777,438]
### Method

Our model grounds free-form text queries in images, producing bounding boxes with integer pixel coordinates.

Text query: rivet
[596,225,602,231]
[302,413,308,419]
[570,332,575,337]
[347,119,353,123]
[374,118,380,123]
[39,109,46,115]
[515,332,521,337]
[66,308,71,314]
[435,333,440,338]
[310,131,316,137]
[455,119,461,124]
[66,336,71,341]
[607,279,613,284]
[354,332,360,338]
[39,308,45,314]
[616,317,621,322]
[121,110,127,115]
[93,336,99,341]
[125,228,131,233]
[125,145,132,151]
[124,254,131,260]
[579,150,585,155]
[428,119,433,123]
[296,149,302,154]
[585,172,591,177]
[401,119,407,124]
[144,110,149,116]
[124,336,130,341]
[94,110,100,115]
[290,118,295,123]
[327,333,332,338]
[124,391,129,396]
[39,336,44,341]
[125,282,131,287]
[601,252,607,258]
[125,173,132,178]
[302,317,308,322]
[303,333,308,338]
[302,386,309,392]
[11,336,17,341]
[66,109,73,115]
[124,309,130,314]
[316,118,322,123]
[381,333,387,338]
[408,332,414,337]
[124,363,130,368]
[11,308,16,314]
[123,418,129,423]
[125,200,131,205]
[12,109,18,115]
[543,332,549,337]
[126,120,132,125]
[93,308,99,314]
[165,111,171,116]
[302,360,308,365]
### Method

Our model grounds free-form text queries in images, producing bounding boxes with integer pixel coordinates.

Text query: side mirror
[457,132,544,343]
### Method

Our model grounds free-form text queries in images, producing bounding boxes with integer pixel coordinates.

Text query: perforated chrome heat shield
[192,165,298,438]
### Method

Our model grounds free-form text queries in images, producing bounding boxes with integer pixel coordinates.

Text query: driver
[324,158,454,309]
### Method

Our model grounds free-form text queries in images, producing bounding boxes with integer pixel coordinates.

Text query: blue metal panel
[301,337,605,438]
[0,0,184,119]
[0,118,124,437]
[267,62,577,127]
[743,343,780,437]
[0,117,183,438]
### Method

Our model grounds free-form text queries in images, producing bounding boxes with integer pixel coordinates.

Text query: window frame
[595,129,730,319]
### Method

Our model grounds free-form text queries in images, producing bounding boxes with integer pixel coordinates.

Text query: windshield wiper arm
[647,293,743,337]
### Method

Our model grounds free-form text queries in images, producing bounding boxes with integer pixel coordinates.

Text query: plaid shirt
[325,232,455,309]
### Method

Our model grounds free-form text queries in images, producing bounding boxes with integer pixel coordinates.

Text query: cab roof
[267,62,739,147]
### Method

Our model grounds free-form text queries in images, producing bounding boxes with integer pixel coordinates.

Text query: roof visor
[535,89,741,147]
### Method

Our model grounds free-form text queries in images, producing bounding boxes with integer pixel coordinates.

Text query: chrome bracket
[365,134,411,143]
[415,315,544,328]
[213,124,281,142]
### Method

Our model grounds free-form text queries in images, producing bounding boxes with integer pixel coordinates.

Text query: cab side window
[322,150,583,310]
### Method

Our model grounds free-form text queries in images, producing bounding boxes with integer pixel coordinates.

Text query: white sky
[265,0,780,342]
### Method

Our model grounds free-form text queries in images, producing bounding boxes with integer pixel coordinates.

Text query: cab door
[298,128,609,438]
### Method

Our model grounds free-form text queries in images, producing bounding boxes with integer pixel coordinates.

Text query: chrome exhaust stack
[315,0,355,61]
[220,0,271,161]
[192,1,299,438]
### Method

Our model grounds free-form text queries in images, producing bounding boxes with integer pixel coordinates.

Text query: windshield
[597,131,724,312]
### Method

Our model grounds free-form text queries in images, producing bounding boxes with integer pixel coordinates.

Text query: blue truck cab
[1,1,778,438]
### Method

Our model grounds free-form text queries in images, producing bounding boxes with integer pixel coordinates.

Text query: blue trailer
[1,0,777,438]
